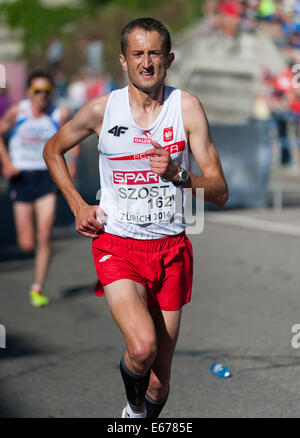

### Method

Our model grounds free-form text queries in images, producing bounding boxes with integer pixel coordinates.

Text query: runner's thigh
[104,279,156,350]
[13,201,35,249]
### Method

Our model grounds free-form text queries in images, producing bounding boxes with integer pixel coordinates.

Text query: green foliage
[1,0,204,78]
[1,0,86,57]
[81,0,165,10]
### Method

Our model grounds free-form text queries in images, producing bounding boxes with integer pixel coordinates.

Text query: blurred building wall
[190,122,271,209]
[168,22,286,124]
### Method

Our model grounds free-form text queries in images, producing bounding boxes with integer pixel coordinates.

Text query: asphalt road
[2,198,300,418]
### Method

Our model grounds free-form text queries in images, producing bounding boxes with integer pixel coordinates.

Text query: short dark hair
[121,17,171,55]
[27,69,54,88]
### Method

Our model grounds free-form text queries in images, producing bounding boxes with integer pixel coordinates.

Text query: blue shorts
[9,170,58,203]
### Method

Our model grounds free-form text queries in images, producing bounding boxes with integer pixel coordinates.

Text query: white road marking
[205,213,300,237]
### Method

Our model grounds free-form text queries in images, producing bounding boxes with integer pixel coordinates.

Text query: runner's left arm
[180,91,228,207]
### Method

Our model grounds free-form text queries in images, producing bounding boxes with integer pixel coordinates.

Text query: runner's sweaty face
[120,28,174,92]
[28,78,53,112]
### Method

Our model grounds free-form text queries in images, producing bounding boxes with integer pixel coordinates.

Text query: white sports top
[98,85,190,240]
[9,99,61,170]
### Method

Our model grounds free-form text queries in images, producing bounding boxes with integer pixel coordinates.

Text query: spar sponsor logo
[134,130,152,144]
[164,127,173,142]
[113,170,159,185]
[109,141,185,161]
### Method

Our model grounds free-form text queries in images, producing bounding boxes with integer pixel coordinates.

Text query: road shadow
[0,248,34,264]
[0,334,52,362]
[175,349,300,372]
[0,333,59,418]
[59,283,95,300]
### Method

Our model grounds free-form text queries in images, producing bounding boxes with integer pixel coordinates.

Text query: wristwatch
[172,167,189,186]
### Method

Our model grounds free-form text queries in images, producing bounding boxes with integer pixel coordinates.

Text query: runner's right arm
[0,105,20,178]
[44,95,109,239]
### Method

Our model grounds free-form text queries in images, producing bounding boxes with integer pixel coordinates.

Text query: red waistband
[93,231,187,253]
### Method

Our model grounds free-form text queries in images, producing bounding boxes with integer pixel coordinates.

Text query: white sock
[31,284,42,293]
[126,403,147,418]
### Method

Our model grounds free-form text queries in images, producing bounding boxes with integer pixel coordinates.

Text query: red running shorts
[92,231,193,311]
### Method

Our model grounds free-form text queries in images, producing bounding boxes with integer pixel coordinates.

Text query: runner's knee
[18,238,34,253]
[128,338,157,373]
[37,230,51,246]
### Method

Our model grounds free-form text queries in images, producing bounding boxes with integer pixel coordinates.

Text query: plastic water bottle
[210,363,231,378]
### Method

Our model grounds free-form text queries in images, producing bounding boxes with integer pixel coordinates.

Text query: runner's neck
[30,101,50,118]
[128,82,165,128]
[128,82,165,113]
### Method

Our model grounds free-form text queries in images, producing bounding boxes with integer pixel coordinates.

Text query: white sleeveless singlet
[9,99,61,170]
[98,85,190,240]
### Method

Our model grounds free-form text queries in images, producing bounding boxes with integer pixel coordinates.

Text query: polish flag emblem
[164,127,173,142]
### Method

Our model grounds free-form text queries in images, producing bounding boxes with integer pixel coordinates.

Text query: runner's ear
[120,53,128,72]
[166,52,175,69]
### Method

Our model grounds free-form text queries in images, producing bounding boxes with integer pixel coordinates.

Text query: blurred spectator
[290,30,300,48]
[104,74,117,94]
[200,0,300,170]
[85,38,104,75]
[67,72,87,115]
[46,37,64,70]
[280,12,300,39]
[85,75,107,101]
[240,0,259,31]
[218,0,241,38]
[295,0,300,17]
[257,0,276,21]
[269,67,294,165]
[85,73,117,100]
[273,67,294,93]
[66,70,117,115]
[281,0,296,16]
[290,88,300,113]
[53,70,68,101]
[219,0,241,17]
[289,87,300,169]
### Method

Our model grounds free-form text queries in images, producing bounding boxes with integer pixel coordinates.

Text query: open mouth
[140,71,154,79]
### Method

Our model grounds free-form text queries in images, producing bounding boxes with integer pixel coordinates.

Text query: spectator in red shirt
[218,0,241,37]
[219,0,241,17]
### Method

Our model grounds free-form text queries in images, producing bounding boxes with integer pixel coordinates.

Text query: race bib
[117,182,177,224]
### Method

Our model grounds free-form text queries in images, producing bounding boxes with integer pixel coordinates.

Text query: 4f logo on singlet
[108,125,128,137]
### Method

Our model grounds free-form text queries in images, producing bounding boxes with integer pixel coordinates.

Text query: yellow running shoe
[30,290,49,307]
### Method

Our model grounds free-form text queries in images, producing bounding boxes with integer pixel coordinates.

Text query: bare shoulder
[181,90,207,117]
[86,93,111,122]
[181,90,208,132]
[70,93,111,133]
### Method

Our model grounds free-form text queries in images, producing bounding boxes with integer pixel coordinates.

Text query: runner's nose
[142,54,152,69]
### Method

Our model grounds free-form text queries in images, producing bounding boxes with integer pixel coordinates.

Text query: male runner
[0,69,79,307]
[43,18,228,417]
